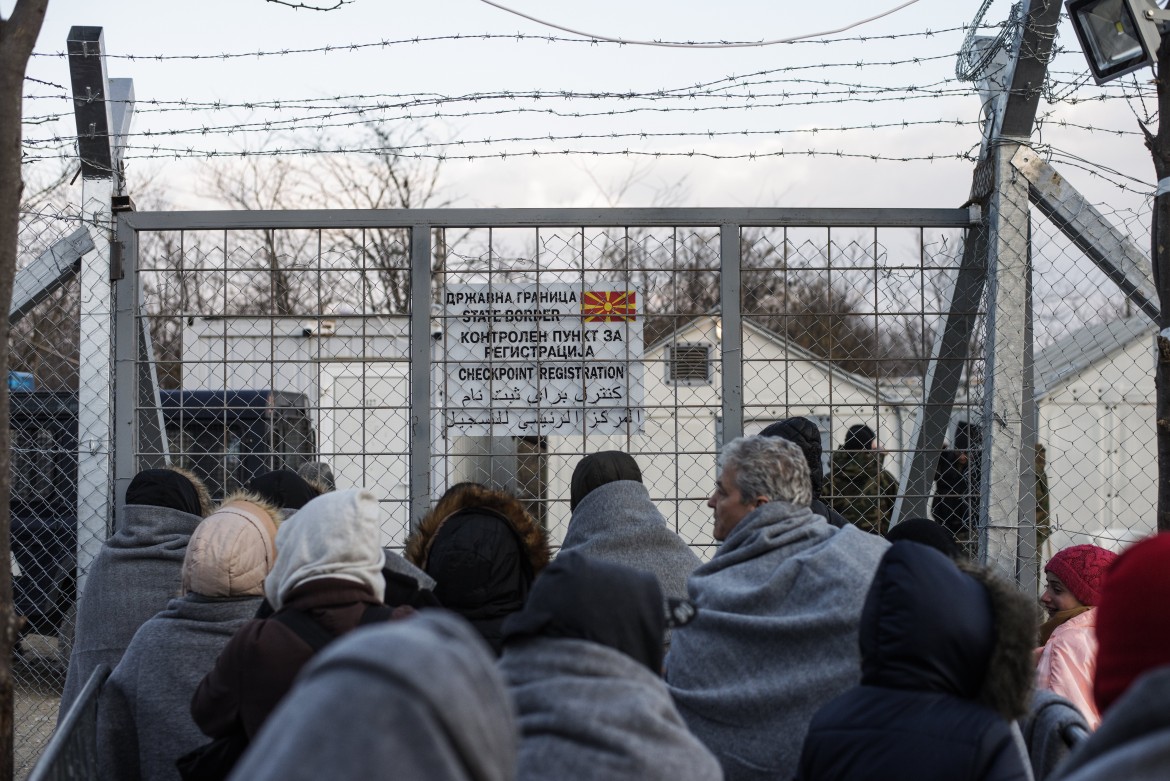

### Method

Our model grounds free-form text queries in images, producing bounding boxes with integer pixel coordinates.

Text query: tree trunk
[1150,39,1170,533]
[0,4,52,778]
[1150,39,1170,534]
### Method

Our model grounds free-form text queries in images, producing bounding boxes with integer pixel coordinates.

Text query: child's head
[1041,544,1117,617]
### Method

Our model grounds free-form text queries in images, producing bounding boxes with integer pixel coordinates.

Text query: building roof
[1034,315,1155,398]
[647,311,905,405]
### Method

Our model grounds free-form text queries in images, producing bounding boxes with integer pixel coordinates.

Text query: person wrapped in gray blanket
[666,435,888,781]
[499,550,722,781]
[227,611,517,781]
[561,451,701,654]
[1020,689,1091,781]
[60,467,211,715]
[96,496,281,781]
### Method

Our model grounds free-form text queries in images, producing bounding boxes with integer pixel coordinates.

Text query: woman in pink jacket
[1036,544,1118,729]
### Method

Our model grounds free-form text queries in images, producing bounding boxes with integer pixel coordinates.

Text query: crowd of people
[56,419,1169,781]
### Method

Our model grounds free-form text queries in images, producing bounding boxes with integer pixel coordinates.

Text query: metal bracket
[1011,146,1160,321]
[9,227,94,324]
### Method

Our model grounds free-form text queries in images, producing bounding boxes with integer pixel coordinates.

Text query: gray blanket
[383,548,437,591]
[229,610,517,781]
[96,594,261,781]
[501,636,722,781]
[1020,690,1090,781]
[61,504,203,714]
[666,500,887,781]
[561,480,700,601]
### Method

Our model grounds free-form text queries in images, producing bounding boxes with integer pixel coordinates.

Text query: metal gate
[112,206,980,561]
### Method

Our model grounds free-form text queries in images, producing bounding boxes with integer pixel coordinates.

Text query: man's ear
[754,495,770,507]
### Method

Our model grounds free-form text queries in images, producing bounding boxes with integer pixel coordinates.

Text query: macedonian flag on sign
[582,291,637,322]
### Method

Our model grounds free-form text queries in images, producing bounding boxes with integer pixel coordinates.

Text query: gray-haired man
[666,436,889,781]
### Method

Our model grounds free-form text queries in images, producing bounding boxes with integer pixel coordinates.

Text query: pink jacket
[1036,608,1100,729]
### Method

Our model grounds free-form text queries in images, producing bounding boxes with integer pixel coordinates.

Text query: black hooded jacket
[406,485,550,655]
[760,417,848,528]
[798,542,1032,781]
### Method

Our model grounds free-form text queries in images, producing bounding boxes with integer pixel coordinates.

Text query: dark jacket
[191,578,381,740]
[933,424,982,541]
[405,485,550,654]
[933,448,976,539]
[827,449,897,535]
[760,417,848,528]
[798,542,1035,781]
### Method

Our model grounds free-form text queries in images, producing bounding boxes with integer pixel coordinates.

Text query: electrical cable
[476,0,923,49]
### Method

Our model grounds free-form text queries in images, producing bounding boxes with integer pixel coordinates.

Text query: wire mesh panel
[739,224,985,552]
[135,223,416,548]
[1031,198,1158,562]
[121,208,982,567]
[10,203,91,778]
[434,224,725,557]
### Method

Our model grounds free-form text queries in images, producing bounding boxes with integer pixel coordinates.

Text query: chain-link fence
[1031,195,1157,561]
[114,209,981,561]
[10,196,1163,775]
[10,201,88,779]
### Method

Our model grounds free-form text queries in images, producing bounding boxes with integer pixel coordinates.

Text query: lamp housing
[1066,0,1168,84]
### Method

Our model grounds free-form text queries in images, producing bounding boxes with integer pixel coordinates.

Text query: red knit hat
[1044,544,1118,606]
[1094,533,1170,714]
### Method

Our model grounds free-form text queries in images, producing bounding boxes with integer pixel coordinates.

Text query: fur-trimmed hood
[963,560,1036,720]
[406,484,550,653]
[860,541,1034,720]
[406,484,550,577]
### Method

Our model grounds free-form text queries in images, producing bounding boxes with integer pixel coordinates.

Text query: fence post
[719,224,743,445]
[409,225,433,531]
[981,141,1035,583]
[68,26,122,590]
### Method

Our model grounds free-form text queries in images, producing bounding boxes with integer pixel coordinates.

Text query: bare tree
[310,124,452,313]
[593,221,952,380]
[1,2,51,776]
[202,153,325,317]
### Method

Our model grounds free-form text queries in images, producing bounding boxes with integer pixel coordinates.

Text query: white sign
[443,282,644,436]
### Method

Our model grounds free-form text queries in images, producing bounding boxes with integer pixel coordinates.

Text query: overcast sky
[13,0,1155,216]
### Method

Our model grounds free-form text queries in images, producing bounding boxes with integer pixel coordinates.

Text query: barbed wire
[23,76,69,92]
[21,51,968,120]
[16,14,1156,213]
[22,117,982,158]
[1035,114,1144,138]
[22,140,982,165]
[21,82,983,146]
[20,81,1153,149]
[19,54,1150,123]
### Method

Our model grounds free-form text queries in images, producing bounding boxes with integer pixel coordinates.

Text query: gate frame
[114,207,980,547]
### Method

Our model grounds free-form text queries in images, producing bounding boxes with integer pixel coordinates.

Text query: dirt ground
[13,634,66,780]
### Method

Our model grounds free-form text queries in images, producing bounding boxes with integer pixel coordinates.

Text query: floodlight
[1066,0,1169,84]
